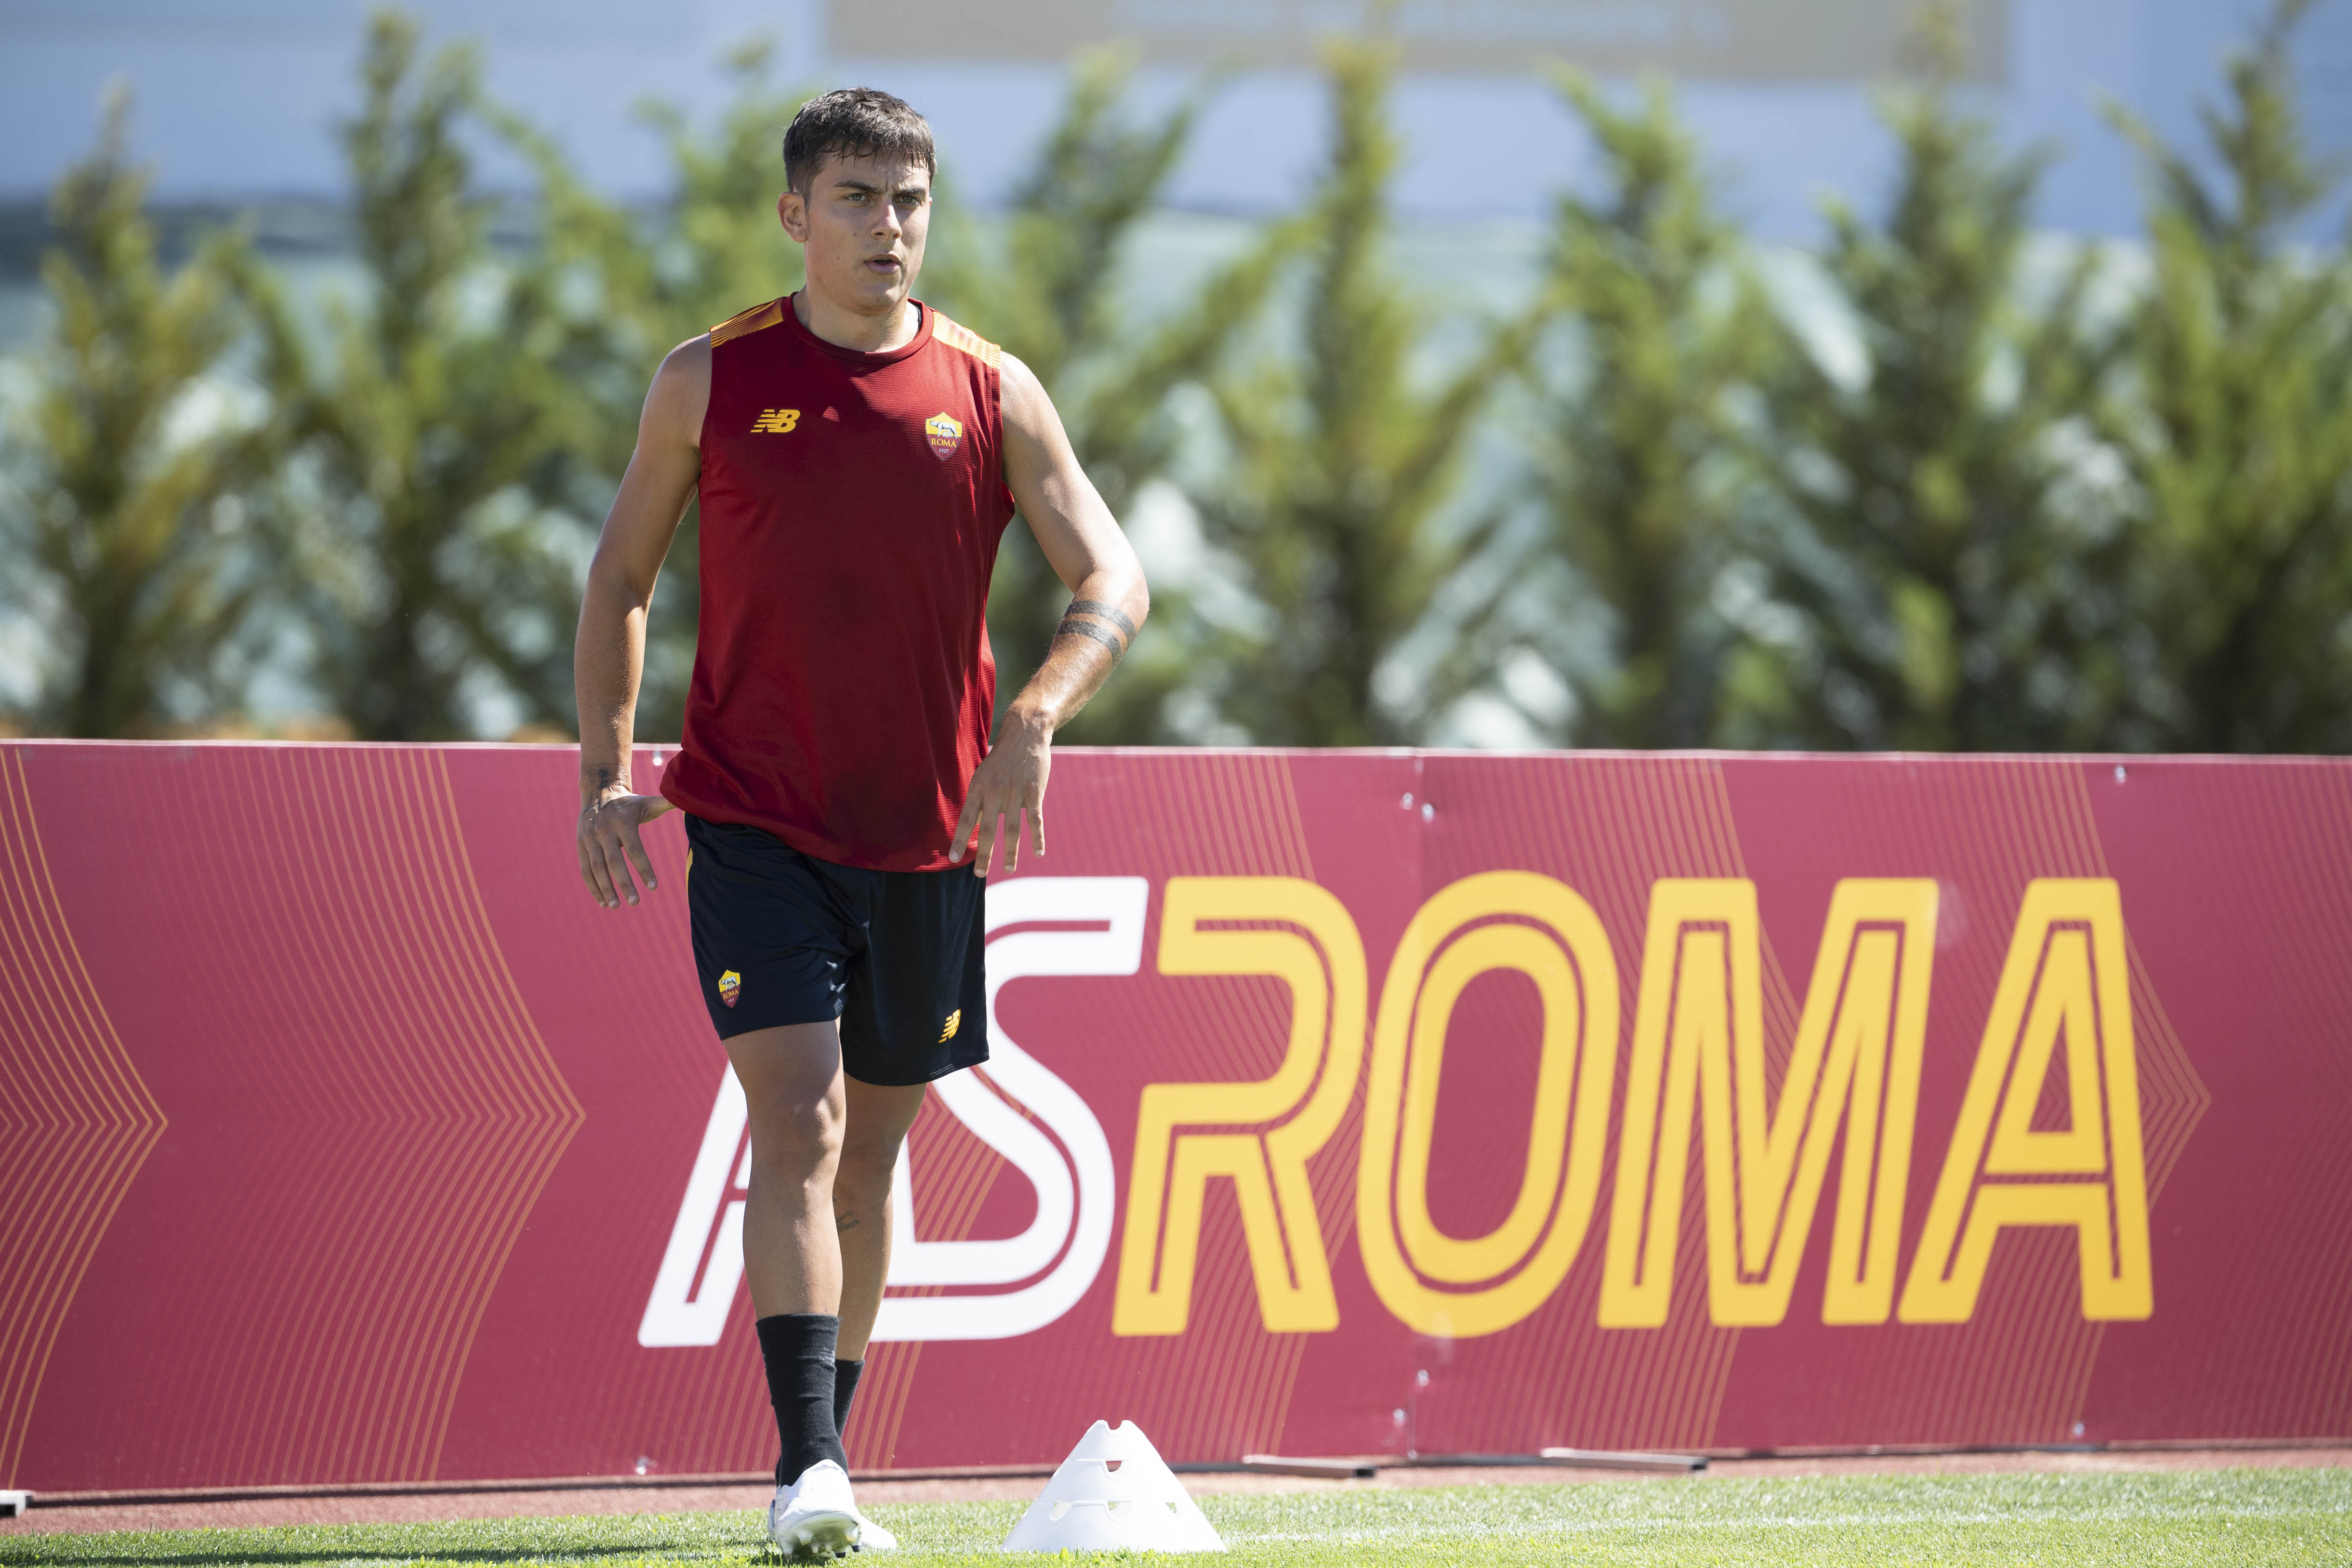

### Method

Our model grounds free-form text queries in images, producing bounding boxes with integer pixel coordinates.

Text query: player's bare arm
[949,350,1150,878]
[573,334,709,909]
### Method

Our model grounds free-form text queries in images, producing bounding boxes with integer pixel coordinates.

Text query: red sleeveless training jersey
[659,295,1016,871]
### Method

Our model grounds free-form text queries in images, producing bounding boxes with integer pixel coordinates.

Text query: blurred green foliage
[6,1,2352,756]
[2103,0,2352,752]
[1520,72,1768,749]
[1745,11,2128,752]
[0,88,273,737]
[240,11,612,740]
[1185,39,1523,745]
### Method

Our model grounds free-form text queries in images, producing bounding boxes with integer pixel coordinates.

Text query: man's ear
[777,187,809,243]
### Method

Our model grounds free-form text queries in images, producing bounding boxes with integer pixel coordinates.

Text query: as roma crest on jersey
[925,412,963,461]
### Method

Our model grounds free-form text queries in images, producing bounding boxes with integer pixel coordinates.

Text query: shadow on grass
[0,1515,780,1568]
[14,1555,746,1568]
[0,1498,1025,1567]
[1,1547,778,1568]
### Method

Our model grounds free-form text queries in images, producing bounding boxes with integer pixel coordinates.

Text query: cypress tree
[1188,39,1519,746]
[1749,11,2122,751]
[1526,73,1768,749]
[2105,0,2352,752]
[1,87,274,736]
[246,11,611,739]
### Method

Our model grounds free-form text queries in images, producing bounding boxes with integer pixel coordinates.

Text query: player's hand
[951,710,1050,878]
[578,790,673,909]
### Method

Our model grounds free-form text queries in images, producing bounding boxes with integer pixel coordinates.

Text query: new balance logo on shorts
[938,1009,960,1041]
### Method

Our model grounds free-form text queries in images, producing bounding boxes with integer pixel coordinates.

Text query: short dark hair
[782,88,937,196]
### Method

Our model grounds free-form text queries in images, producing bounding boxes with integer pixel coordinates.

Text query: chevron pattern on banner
[6,744,2348,1492]
[8,744,583,1487]
[0,750,167,1489]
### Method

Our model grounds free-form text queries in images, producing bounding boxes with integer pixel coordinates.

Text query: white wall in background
[0,0,2346,237]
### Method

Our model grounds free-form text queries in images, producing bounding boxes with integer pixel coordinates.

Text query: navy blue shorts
[682,814,987,1085]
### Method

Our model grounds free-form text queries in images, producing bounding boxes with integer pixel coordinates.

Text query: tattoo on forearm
[1065,599,1138,640]
[836,1209,860,1233]
[1054,617,1126,661]
[583,763,622,797]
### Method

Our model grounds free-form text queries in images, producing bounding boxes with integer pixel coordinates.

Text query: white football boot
[767,1460,862,1560]
[848,1506,897,1552]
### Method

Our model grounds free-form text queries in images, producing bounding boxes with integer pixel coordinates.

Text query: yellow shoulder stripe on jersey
[929,311,1002,371]
[710,297,788,347]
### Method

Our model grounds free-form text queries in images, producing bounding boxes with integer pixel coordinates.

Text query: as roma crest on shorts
[717,969,741,1008]
[925,412,963,461]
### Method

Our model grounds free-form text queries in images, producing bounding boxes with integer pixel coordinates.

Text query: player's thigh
[727,1020,848,1156]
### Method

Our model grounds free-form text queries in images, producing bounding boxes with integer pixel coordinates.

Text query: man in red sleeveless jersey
[570,88,1148,1558]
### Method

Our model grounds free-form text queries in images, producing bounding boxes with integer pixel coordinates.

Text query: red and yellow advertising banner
[1,742,2345,1492]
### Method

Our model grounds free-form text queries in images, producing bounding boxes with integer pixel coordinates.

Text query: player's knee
[835,1122,907,1193]
[745,1086,845,1174]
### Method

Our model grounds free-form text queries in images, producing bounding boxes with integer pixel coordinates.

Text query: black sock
[756,1313,848,1487]
[833,1357,864,1438]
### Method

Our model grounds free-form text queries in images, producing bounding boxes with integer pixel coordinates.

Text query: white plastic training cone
[1002,1420,1225,1553]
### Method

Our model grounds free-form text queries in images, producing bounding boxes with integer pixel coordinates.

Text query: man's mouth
[865,254,903,274]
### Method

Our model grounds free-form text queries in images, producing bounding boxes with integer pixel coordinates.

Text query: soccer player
[571,88,1148,1559]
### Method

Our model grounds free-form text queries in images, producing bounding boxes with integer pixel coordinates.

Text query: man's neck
[794,287,922,354]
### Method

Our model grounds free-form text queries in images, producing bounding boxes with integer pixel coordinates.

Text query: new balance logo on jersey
[751,408,800,434]
[925,412,962,460]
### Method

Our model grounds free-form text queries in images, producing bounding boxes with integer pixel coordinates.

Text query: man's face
[778,153,931,316]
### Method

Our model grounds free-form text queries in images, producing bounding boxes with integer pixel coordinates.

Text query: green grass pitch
[9,1469,2349,1567]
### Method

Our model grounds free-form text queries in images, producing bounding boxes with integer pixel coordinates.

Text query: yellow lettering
[1112,878,1366,1335]
[1357,872,1619,1338]
[1897,880,2152,1323]
[1599,878,1938,1328]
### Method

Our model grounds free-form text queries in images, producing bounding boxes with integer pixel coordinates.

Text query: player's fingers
[1003,800,1022,874]
[577,832,611,908]
[987,793,1016,878]
[598,832,641,906]
[949,790,981,864]
[581,829,618,909]
[1030,793,1046,860]
[620,814,659,893]
[973,799,1001,880]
